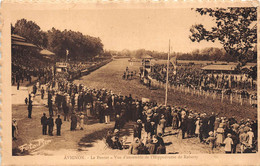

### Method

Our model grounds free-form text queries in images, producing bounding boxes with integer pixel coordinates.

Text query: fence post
[230,93,232,104]
[221,90,224,103]
[240,94,243,106]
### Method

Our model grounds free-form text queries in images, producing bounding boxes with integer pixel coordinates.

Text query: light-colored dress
[79,114,84,129]
[195,120,200,135]
[86,105,91,117]
[216,127,224,145]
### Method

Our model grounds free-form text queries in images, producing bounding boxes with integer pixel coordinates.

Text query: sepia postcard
[1,0,260,165]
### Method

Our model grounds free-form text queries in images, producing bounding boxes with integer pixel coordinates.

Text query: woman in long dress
[86,103,91,117]
[195,118,201,137]
[216,124,225,146]
[79,112,84,130]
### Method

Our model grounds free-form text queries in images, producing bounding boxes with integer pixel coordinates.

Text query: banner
[142,97,150,103]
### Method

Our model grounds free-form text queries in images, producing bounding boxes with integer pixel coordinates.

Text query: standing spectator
[239,129,249,153]
[114,114,121,130]
[224,133,233,154]
[17,80,20,90]
[171,110,179,130]
[247,128,254,148]
[129,138,141,155]
[79,112,84,130]
[55,115,62,136]
[47,115,54,136]
[28,100,33,118]
[12,119,18,140]
[216,124,225,146]
[231,129,239,153]
[144,117,152,139]
[195,118,201,137]
[24,97,28,105]
[206,131,216,154]
[135,119,143,139]
[48,99,53,116]
[86,103,91,117]
[33,84,37,95]
[181,116,188,139]
[104,105,110,124]
[63,102,69,121]
[41,113,48,135]
[41,87,45,99]
[70,112,77,131]
[157,115,166,136]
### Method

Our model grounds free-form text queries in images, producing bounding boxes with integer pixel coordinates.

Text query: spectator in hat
[12,119,18,140]
[104,105,111,124]
[224,133,233,154]
[216,123,225,146]
[181,116,188,139]
[239,129,249,153]
[206,131,216,153]
[129,138,141,155]
[195,118,201,137]
[41,113,48,135]
[247,128,254,148]
[55,115,62,136]
[135,119,143,139]
[79,112,84,130]
[47,115,54,136]
[146,138,156,154]
[70,112,77,131]
[157,115,166,136]
[144,117,152,139]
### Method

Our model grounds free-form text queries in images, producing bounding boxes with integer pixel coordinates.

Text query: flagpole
[165,40,170,106]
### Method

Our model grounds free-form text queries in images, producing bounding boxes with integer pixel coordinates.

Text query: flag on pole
[170,56,177,65]
[170,56,177,75]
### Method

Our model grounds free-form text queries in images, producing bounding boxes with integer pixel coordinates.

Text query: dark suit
[47,117,54,136]
[41,115,48,135]
[28,102,32,118]
[55,117,62,135]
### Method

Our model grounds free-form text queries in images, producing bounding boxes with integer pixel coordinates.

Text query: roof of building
[40,49,55,55]
[11,34,26,42]
[11,34,38,48]
[141,54,153,59]
[12,41,37,48]
[201,64,237,71]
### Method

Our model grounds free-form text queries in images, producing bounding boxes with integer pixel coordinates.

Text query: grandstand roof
[12,41,37,48]
[11,34,26,42]
[201,64,236,71]
[141,54,153,59]
[40,49,55,55]
[11,34,38,48]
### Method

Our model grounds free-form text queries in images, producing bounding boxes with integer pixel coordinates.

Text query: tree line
[112,47,243,62]
[12,18,104,61]
[190,7,257,64]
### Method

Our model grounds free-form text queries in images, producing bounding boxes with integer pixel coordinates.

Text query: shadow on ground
[78,121,135,151]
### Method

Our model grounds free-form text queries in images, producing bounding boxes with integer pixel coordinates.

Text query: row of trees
[113,47,241,62]
[190,7,257,64]
[12,19,104,61]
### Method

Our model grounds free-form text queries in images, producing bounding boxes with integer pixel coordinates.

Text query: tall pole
[165,40,170,106]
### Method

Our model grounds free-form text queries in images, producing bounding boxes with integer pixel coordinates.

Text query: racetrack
[74,58,257,121]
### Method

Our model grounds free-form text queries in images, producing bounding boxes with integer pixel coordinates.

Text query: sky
[11,8,222,53]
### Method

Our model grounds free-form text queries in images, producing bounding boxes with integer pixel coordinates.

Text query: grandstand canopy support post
[165,40,170,106]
